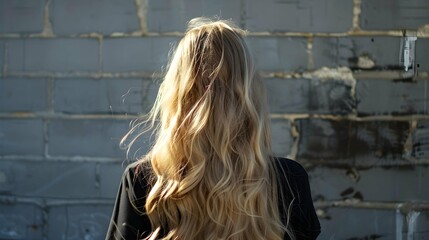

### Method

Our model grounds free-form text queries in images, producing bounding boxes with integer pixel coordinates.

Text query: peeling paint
[357,55,375,69]
[302,67,357,103]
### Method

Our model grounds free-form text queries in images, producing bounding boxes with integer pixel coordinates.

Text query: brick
[357,79,429,116]
[265,78,354,114]
[0,0,44,34]
[265,78,309,113]
[416,39,429,72]
[0,119,44,156]
[146,0,241,32]
[48,205,111,240]
[0,160,99,198]
[99,162,125,199]
[309,166,429,202]
[54,78,158,114]
[297,119,409,161]
[7,38,99,72]
[0,78,48,112]
[0,203,44,240]
[361,0,429,30]
[313,37,401,70]
[413,121,429,159]
[318,208,397,239]
[298,119,350,160]
[48,119,128,158]
[246,0,353,32]
[48,119,153,158]
[246,37,307,72]
[271,119,293,157]
[102,37,178,72]
[308,79,354,114]
[51,0,139,35]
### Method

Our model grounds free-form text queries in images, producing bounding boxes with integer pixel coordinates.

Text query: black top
[106,157,321,240]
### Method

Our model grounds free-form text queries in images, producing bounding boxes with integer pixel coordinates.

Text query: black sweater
[106,157,321,240]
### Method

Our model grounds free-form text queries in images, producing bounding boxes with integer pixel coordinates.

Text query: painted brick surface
[297,119,409,161]
[313,37,401,69]
[271,119,293,157]
[265,78,309,113]
[99,163,125,199]
[361,0,429,30]
[318,208,397,239]
[309,166,429,202]
[0,119,44,156]
[264,78,354,114]
[48,119,130,158]
[51,0,140,35]
[357,79,429,116]
[146,0,241,32]
[0,0,44,34]
[246,37,307,72]
[54,78,158,114]
[413,120,429,159]
[0,78,48,112]
[0,203,44,240]
[48,205,111,240]
[102,37,178,72]
[246,0,353,32]
[7,38,99,72]
[0,160,99,198]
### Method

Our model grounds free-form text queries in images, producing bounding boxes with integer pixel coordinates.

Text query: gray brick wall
[1,0,428,239]
[51,0,140,35]
[0,0,45,34]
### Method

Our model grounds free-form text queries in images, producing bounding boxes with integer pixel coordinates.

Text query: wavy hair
[122,17,294,240]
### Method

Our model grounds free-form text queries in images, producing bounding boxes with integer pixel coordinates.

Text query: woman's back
[106,157,320,240]
[106,17,320,240]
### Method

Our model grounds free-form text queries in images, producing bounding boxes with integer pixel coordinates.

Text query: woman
[106,18,320,240]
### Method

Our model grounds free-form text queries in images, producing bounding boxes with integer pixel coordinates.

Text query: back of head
[127,17,291,240]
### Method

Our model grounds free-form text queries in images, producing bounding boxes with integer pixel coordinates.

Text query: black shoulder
[273,157,308,178]
[122,161,152,203]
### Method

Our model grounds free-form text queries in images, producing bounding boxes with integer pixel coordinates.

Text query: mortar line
[2,41,7,77]
[314,200,429,211]
[352,0,362,31]
[1,112,429,121]
[4,70,428,80]
[39,0,54,38]
[2,29,429,39]
[0,155,123,162]
[306,35,314,70]
[134,0,148,36]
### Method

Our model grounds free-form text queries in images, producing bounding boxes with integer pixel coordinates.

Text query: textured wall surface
[1,0,429,239]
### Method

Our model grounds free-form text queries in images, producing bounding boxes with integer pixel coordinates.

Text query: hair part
[121,17,294,240]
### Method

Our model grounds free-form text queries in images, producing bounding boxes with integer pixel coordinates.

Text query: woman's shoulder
[122,161,153,196]
[272,157,308,178]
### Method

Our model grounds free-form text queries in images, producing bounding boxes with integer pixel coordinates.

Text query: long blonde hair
[123,17,293,240]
